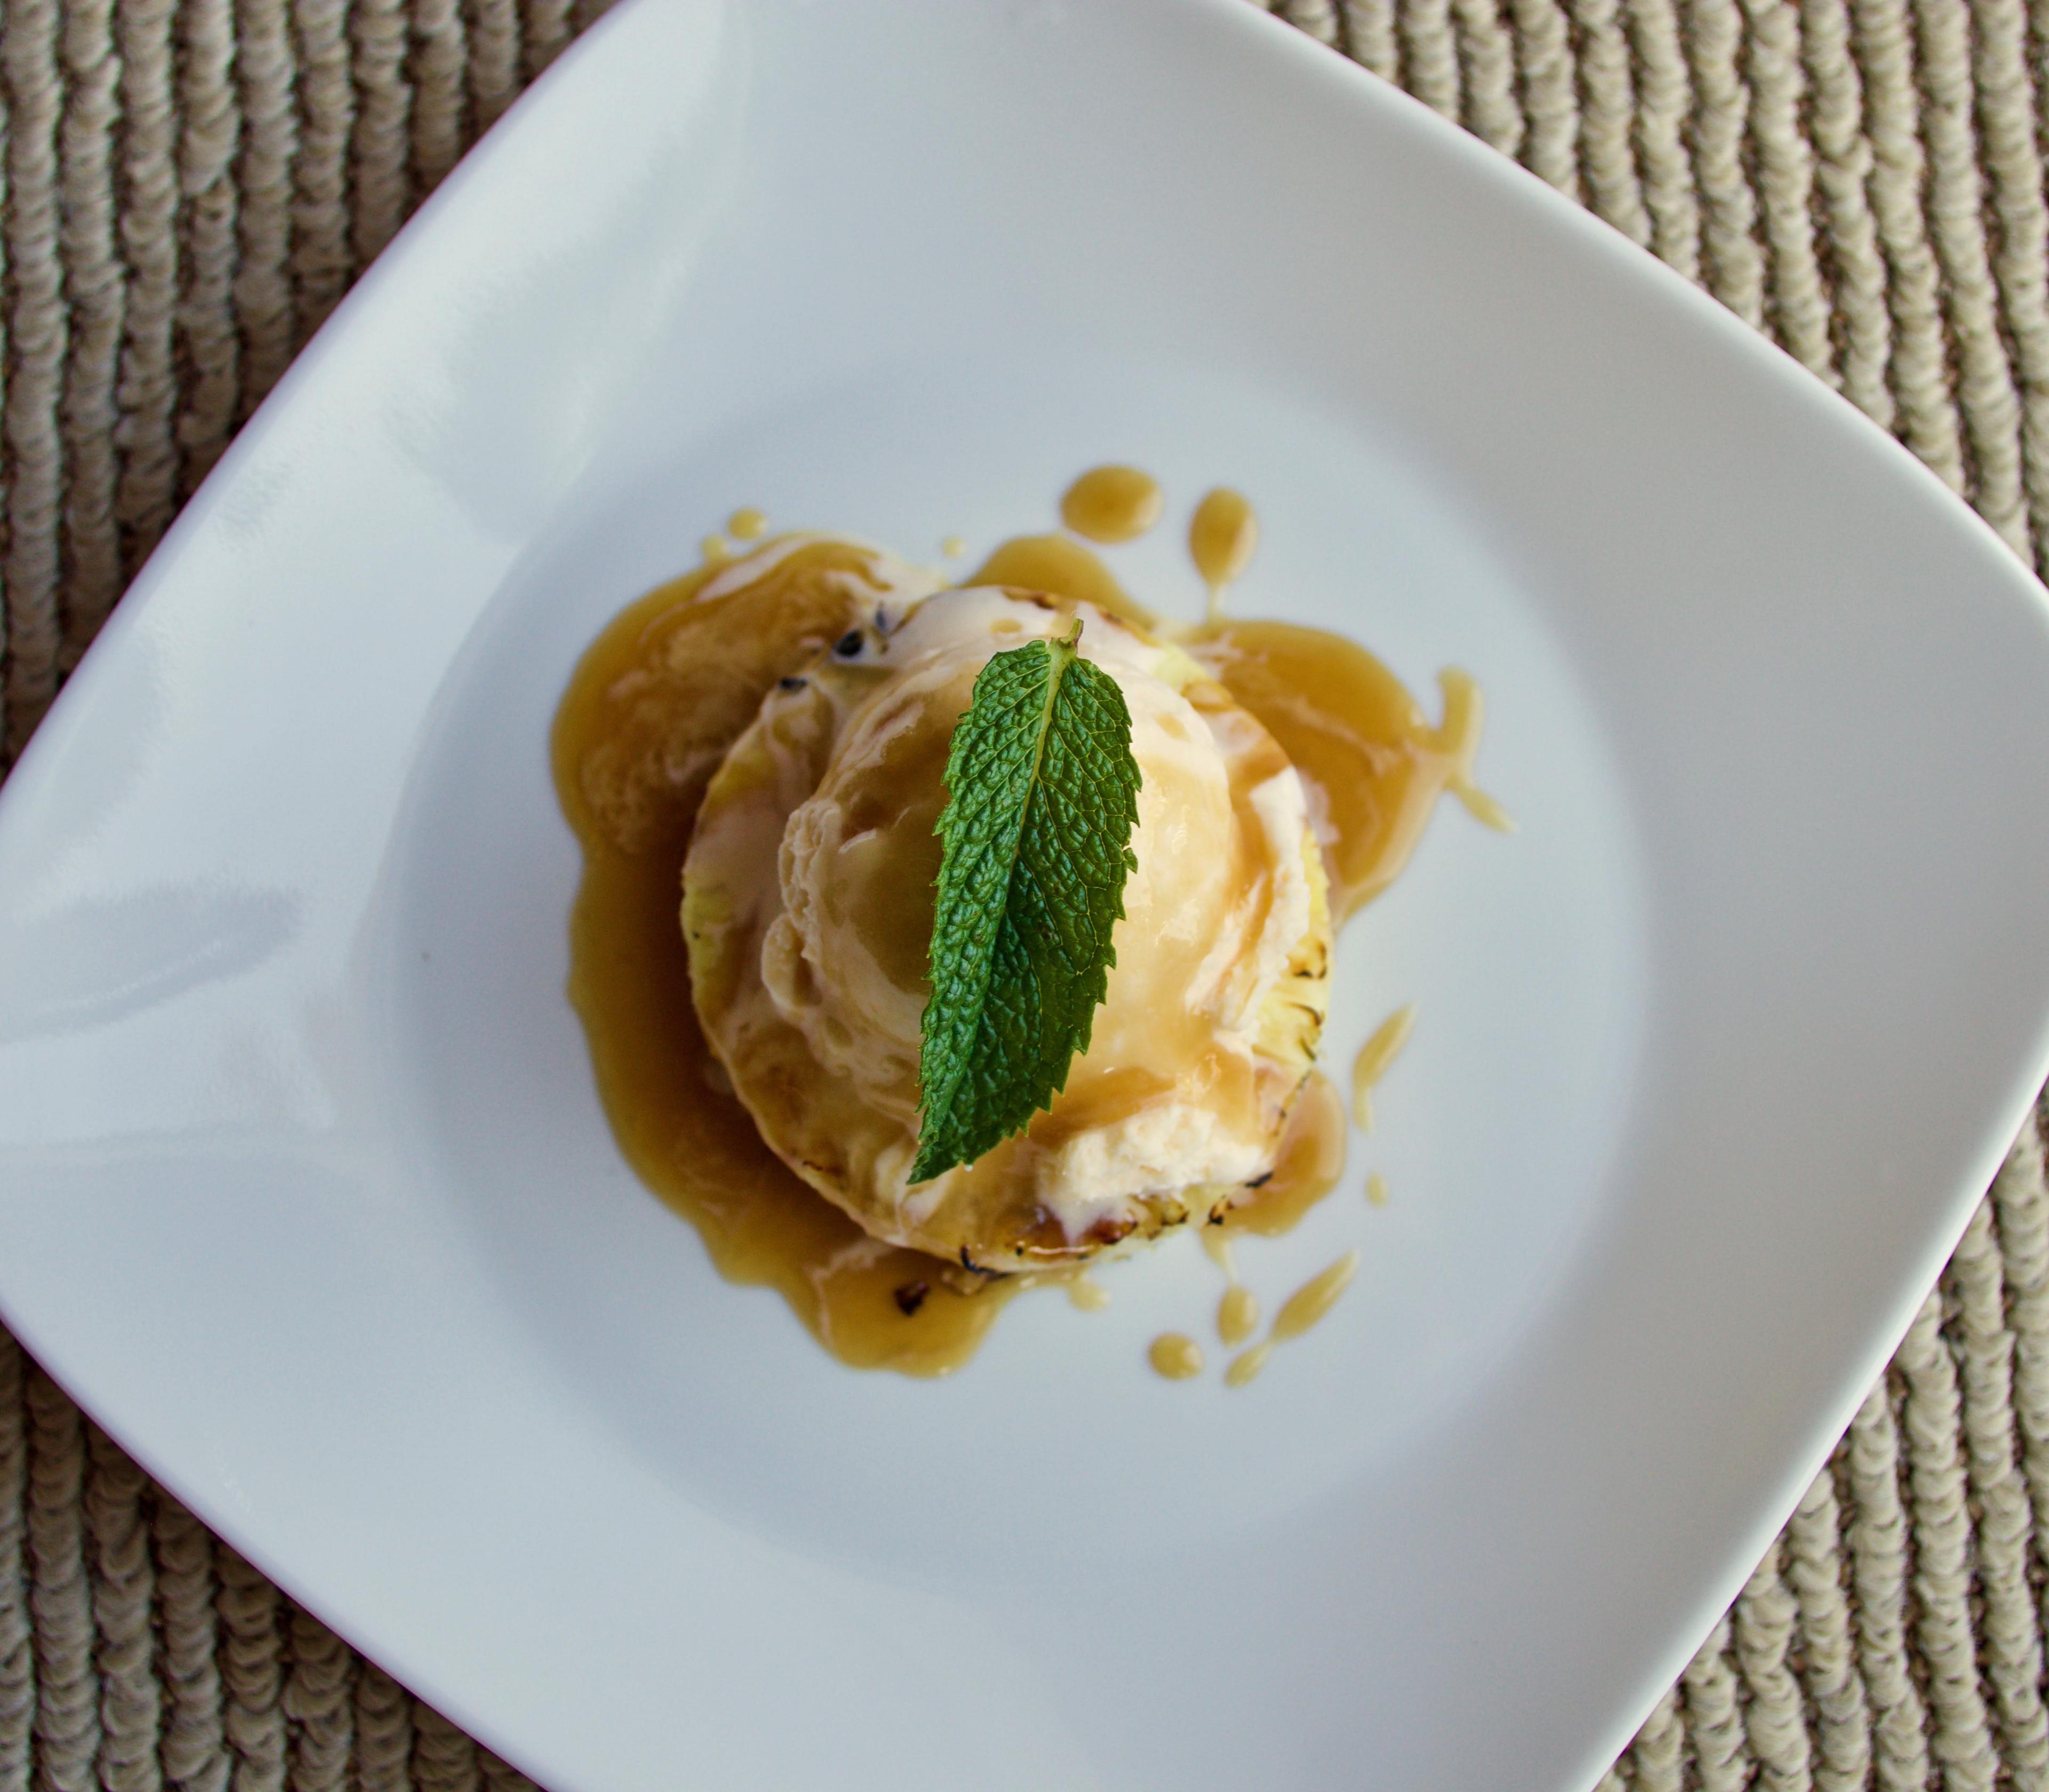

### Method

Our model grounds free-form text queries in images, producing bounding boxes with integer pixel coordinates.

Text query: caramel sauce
[1189,488,1258,618]
[1224,1342,1272,1388]
[1186,628,1484,920]
[1149,1334,1205,1380]
[1202,1209,1264,1347]
[554,473,1499,1381]
[1218,1071,1347,1238]
[1365,1170,1389,1208]
[1224,1247,1356,1387]
[1439,671,1514,833]
[941,535,968,559]
[1350,1002,1418,1133]
[1060,465,1164,544]
[966,523,1494,927]
[1452,779,1515,832]
[553,541,1028,1376]
[964,534,1161,633]
[1068,1275,1111,1312]
[1271,1250,1360,1342]
[1218,1283,1260,1348]
[961,525,1499,924]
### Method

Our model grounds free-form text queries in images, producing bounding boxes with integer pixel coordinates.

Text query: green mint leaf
[911,620,1142,1184]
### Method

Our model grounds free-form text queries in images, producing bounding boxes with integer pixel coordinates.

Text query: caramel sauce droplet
[1218,1283,1261,1348]
[1351,1003,1418,1131]
[1061,465,1164,544]
[1224,1342,1273,1388]
[1067,1276,1110,1312]
[1189,488,1258,618]
[1186,627,1490,920]
[1148,1333,1205,1380]
[1436,670,1515,831]
[1451,779,1515,831]
[964,533,1159,632]
[1272,1251,1361,1343]
[727,507,769,541]
[1201,1229,1236,1277]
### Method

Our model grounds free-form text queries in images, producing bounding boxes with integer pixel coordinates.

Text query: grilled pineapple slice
[684,588,1333,1273]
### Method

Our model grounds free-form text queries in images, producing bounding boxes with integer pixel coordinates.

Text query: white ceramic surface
[2,1,2047,1787]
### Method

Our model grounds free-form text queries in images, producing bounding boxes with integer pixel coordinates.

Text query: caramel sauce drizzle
[1148,1334,1205,1380]
[1060,465,1164,544]
[1351,1003,1418,1133]
[1218,1284,1261,1349]
[1189,487,1258,620]
[557,475,1497,1379]
[1067,1276,1111,1312]
[1273,1251,1361,1342]
[1225,1343,1273,1388]
[1216,1249,1361,1390]
[553,543,1024,1376]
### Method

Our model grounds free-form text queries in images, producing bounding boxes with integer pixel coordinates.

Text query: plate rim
[0,1,2045,1787]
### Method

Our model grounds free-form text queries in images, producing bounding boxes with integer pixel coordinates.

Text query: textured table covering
[1,0,2047,1783]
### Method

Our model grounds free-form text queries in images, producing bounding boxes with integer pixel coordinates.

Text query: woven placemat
[1,0,2046,1783]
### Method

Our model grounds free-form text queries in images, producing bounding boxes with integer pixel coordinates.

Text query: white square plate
[4,1,2048,1786]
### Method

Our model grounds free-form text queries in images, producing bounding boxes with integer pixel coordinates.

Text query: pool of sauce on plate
[556,475,1493,1379]
[967,532,1161,634]
[1184,632,1499,920]
[553,541,1034,1376]
[1217,1069,1349,1239]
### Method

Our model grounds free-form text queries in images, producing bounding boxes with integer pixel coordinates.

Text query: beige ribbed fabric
[0,0,2045,1781]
